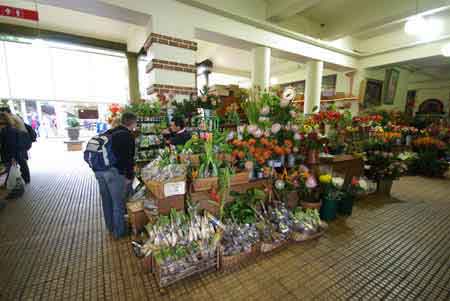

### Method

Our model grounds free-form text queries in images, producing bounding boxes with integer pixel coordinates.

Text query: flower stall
[125,88,449,288]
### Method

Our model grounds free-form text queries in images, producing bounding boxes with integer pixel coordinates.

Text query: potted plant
[66,117,80,141]
[363,140,408,196]
[298,165,321,209]
[411,137,449,177]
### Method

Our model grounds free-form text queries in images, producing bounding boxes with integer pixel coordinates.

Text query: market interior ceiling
[1,0,450,69]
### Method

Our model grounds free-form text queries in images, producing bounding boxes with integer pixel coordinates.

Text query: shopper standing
[0,112,26,198]
[0,108,32,184]
[93,112,137,239]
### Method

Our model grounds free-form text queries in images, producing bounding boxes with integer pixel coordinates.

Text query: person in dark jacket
[0,108,31,183]
[0,112,30,187]
[94,112,137,239]
[168,117,191,146]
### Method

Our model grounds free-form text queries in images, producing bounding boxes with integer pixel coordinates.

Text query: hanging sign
[0,5,39,21]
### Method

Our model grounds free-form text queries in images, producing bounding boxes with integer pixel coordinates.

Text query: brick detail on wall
[147,84,197,96]
[144,33,197,51]
[146,59,196,74]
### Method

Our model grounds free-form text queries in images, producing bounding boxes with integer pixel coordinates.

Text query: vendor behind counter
[164,118,191,146]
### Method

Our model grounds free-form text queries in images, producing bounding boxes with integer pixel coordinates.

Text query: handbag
[7,164,25,192]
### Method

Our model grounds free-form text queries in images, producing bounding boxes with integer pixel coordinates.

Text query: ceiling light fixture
[404,0,427,36]
[442,43,450,57]
[404,15,427,35]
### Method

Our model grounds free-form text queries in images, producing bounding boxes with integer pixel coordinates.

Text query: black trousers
[17,158,30,183]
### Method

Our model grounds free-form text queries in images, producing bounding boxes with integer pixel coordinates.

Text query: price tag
[164,181,185,197]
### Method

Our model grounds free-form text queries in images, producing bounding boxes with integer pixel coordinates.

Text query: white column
[251,47,271,90]
[20,100,27,121]
[304,60,323,114]
[36,101,43,123]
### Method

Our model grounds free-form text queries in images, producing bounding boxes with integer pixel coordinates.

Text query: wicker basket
[260,239,288,253]
[145,176,186,199]
[290,230,325,242]
[192,176,218,192]
[219,243,260,271]
[153,248,218,287]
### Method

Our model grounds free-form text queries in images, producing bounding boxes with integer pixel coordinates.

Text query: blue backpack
[84,131,117,172]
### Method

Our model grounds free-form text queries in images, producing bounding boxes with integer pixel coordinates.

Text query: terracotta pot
[301,201,322,210]
[307,150,319,165]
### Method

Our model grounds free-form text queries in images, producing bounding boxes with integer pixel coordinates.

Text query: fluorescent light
[442,43,450,57]
[32,38,47,49]
[404,15,427,35]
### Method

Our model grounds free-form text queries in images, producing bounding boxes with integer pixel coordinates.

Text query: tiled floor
[0,140,449,300]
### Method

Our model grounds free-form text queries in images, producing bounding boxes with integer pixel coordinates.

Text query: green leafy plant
[198,135,220,177]
[225,188,265,224]
[67,117,80,128]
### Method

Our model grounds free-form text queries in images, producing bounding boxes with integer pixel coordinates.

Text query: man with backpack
[84,112,137,239]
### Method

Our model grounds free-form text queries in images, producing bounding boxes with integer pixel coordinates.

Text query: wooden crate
[142,255,153,273]
[148,192,185,215]
[144,176,186,199]
[219,243,260,271]
[192,176,218,192]
[179,154,200,166]
[230,171,250,186]
[153,249,218,287]
[127,202,148,235]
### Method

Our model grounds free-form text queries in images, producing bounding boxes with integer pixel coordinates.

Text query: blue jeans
[95,168,128,238]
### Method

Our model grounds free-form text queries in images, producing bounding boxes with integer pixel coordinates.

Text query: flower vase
[377,179,393,196]
[307,150,319,165]
[405,135,412,146]
[287,154,296,168]
[337,194,354,216]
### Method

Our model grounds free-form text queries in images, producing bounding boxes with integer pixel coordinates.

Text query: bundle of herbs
[142,209,221,268]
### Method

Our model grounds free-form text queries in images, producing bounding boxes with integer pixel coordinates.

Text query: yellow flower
[319,174,332,184]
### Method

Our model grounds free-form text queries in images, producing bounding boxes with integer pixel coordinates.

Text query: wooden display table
[320,154,363,188]
[64,140,84,152]
[189,179,270,215]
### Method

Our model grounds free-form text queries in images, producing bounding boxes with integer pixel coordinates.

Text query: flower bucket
[405,135,412,146]
[320,198,337,221]
[337,195,353,216]
[377,179,393,196]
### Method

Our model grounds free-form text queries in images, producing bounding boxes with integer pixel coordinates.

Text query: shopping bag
[6,164,24,192]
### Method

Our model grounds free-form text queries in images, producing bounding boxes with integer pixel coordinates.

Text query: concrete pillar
[126,52,140,104]
[20,100,27,121]
[251,47,271,90]
[304,60,324,114]
[36,101,43,124]
[144,31,197,102]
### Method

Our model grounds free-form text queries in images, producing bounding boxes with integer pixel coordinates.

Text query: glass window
[4,41,54,100]
[2,40,129,103]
